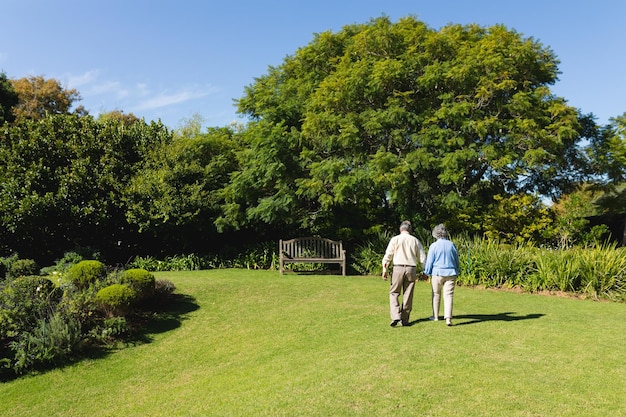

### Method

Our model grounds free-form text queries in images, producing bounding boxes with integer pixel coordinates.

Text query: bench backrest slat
[281,237,343,258]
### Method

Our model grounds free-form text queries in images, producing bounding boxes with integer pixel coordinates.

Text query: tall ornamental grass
[456,237,536,289]
[458,239,626,301]
[576,244,626,301]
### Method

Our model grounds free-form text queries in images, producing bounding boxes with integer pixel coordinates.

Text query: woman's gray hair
[432,224,448,239]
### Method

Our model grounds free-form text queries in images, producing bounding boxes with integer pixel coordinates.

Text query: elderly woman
[424,224,460,326]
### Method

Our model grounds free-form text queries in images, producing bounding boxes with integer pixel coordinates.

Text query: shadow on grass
[407,312,544,327]
[132,293,200,343]
[453,312,545,326]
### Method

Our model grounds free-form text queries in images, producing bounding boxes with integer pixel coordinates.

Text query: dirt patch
[466,284,605,302]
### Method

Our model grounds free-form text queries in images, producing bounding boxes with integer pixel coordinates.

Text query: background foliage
[0,15,625,268]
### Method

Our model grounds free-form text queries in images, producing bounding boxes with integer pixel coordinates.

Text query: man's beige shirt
[382,231,426,273]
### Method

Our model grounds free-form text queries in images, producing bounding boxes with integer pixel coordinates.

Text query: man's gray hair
[432,224,448,239]
[399,220,412,232]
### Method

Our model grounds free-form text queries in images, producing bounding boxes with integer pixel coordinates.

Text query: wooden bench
[279,237,346,276]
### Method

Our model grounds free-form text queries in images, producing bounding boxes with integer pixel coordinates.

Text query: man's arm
[381,238,395,280]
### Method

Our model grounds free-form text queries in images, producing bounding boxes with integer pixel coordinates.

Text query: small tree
[551,187,608,248]
[483,193,554,245]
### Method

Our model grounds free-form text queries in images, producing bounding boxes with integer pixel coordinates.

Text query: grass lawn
[1,269,625,416]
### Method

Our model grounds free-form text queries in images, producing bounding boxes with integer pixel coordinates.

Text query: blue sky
[1,0,624,130]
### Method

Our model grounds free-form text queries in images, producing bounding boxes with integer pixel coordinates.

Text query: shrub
[232,242,278,270]
[127,255,160,271]
[577,244,626,301]
[351,231,392,275]
[459,239,536,288]
[8,311,82,375]
[99,316,130,341]
[153,279,177,307]
[56,286,99,329]
[40,251,85,277]
[120,268,155,300]
[0,276,60,331]
[7,259,39,279]
[95,284,136,317]
[66,260,106,289]
[0,276,62,368]
[0,254,19,281]
[155,279,176,296]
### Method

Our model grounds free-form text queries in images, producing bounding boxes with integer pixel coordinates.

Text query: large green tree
[0,114,171,261]
[221,16,589,239]
[125,126,239,254]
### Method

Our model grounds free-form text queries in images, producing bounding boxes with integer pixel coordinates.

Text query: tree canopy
[221,16,591,239]
[0,114,172,261]
[0,72,19,125]
[1,17,624,264]
[10,75,85,120]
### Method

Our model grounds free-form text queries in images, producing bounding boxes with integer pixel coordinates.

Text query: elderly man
[382,220,426,327]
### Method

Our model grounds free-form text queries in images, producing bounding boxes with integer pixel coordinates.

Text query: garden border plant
[0,256,177,379]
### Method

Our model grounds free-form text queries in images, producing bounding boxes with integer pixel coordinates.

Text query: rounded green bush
[66,260,106,289]
[120,268,155,300]
[5,276,59,302]
[7,259,39,279]
[95,284,137,317]
[1,276,61,336]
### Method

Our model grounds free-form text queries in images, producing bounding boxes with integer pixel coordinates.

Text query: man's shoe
[390,319,401,327]
[429,316,439,321]
[401,321,410,327]
[446,318,452,326]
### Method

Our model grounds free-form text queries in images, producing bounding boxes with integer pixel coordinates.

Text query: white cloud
[136,83,150,96]
[58,70,221,124]
[134,86,217,111]
[90,81,126,97]
[66,70,100,88]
